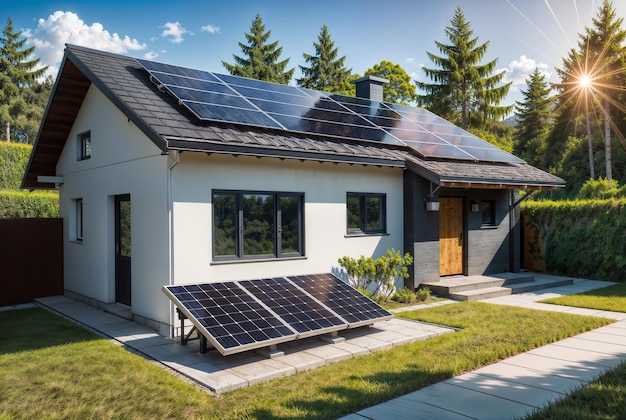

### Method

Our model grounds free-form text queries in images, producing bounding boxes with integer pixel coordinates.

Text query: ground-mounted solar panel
[136,58,524,163]
[238,277,347,338]
[163,282,297,356]
[288,274,393,327]
[163,274,393,356]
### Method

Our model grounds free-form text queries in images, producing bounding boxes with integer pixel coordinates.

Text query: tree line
[1,1,625,199]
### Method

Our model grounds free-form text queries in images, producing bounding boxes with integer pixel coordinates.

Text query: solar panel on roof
[136,58,524,164]
[288,274,393,327]
[163,274,392,356]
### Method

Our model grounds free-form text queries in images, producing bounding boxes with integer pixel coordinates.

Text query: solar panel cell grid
[238,277,346,336]
[137,58,523,163]
[288,274,393,327]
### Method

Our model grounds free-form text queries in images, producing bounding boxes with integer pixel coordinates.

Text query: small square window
[481,200,496,226]
[347,193,386,235]
[78,131,91,160]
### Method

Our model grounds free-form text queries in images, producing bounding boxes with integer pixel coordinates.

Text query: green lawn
[523,281,626,419]
[0,304,611,419]
[540,282,626,312]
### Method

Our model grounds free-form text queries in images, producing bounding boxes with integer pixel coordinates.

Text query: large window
[213,190,304,260]
[347,193,386,235]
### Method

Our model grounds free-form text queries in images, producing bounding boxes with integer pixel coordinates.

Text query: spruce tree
[417,7,512,129]
[0,17,48,142]
[514,68,553,164]
[297,25,351,92]
[222,14,294,84]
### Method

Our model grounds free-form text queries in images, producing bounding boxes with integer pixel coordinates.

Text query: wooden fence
[0,218,63,306]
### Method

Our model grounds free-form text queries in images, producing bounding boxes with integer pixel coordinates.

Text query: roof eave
[166,138,406,167]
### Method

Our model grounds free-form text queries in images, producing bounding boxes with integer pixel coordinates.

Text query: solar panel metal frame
[287,274,394,328]
[136,58,524,164]
[163,274,393,356]
[162,282,298,356]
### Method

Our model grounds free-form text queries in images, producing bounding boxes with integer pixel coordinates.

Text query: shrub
[0,190,59,218]
[578,177,623,199]
[0,142,32,190]
[415,287,431,302]
[338,249,413,301]
[522,198,626,281]
[392,288,417,303]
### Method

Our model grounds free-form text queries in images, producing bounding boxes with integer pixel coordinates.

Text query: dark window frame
[481,200,496,226]
[212,190,305,261]
[75,198,83,241]
[78,131,91,161]
[346,192,387,235]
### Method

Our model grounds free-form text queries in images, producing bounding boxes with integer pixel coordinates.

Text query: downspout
[509,190,535,272]
[167,150,180,339]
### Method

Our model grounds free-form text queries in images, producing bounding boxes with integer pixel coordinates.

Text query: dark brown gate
[0,218,63,305]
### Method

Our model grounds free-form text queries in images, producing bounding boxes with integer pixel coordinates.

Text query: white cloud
[25,11,146,79]
[201,24,221,34]
[161,22,187,43]
[143,51,159,60]
[500,55,550,91]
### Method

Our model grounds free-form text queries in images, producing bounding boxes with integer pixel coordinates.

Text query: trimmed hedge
[0,142,32,190]
[0,191,59,218]
[522,199,626,282]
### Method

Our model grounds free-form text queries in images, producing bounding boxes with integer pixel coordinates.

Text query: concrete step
[446,277,575,302]
[422,272,574,302]
[450,286,513,301]
[422,272,535,295]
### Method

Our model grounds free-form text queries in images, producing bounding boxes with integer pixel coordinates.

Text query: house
[23,45,564,336]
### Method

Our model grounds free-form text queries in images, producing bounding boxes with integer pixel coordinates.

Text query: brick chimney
[350,75,389,102]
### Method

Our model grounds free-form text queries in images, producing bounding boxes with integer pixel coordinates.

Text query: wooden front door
[439,197,464,276]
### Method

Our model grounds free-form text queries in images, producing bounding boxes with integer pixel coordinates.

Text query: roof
[23,44,565,190]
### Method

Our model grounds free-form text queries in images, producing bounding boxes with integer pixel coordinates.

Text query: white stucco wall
[171,153,404,288]
[56,85,170,324]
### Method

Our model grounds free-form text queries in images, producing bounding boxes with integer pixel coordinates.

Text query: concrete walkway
[342,275,626,420]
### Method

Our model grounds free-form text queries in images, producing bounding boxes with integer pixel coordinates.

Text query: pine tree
[417,7,512,129]
[297,25,351,92]
[554,0,626,181]
[0,17,48,142]
[222,14,294,84]
[583,0,626,181]
[514,68,553,164]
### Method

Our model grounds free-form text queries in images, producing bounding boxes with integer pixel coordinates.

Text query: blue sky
[8,0,626,106]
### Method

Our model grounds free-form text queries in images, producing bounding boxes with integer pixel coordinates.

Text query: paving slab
[474,363,585,394]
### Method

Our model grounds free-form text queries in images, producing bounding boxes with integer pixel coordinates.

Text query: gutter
[167,150,180,339]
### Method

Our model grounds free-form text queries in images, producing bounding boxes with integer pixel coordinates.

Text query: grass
[540,282,626,313]
[524,360,626,419]
[0,304,611,419]
[522,281,626,419]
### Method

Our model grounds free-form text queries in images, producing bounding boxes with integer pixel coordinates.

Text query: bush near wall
[0,142,32,190]
[522,199,626,282]
[0,191,59,218]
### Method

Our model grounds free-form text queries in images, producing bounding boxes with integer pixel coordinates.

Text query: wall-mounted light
[425,199,439,212]
[424,182,441,212]
[471,200,480,213]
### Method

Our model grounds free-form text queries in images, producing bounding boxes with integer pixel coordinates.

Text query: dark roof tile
[24,44,564,190]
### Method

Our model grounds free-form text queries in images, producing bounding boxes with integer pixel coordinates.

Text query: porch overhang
[404,154,565,191]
